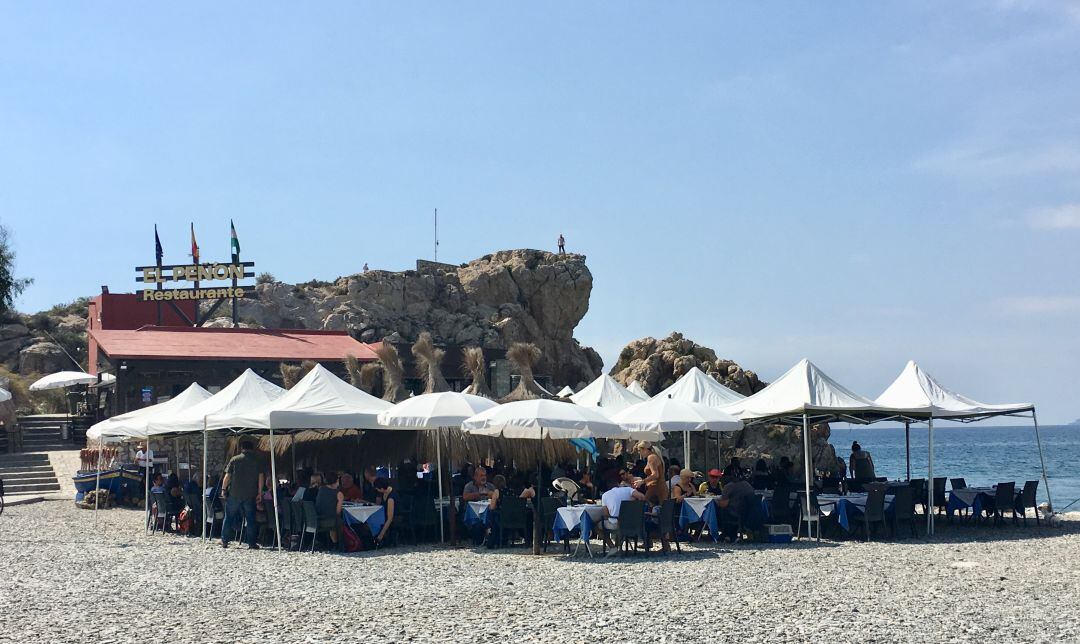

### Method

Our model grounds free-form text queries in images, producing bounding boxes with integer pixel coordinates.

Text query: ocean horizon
[829,424,1080,511]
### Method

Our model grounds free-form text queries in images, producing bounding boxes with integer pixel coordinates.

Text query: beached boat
[73,467,143,503]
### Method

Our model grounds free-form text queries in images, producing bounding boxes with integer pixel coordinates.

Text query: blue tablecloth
[552,505,606,542]
[679,497,719,540]
[818,494,895,532]
[342,504,386,536]
[464,501,490,527]
[946,487,994,517]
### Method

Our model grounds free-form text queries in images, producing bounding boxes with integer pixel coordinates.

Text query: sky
[2,3,1079,422]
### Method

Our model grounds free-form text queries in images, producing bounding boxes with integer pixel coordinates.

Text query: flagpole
[231,222,239,326]
[154,225,163,326]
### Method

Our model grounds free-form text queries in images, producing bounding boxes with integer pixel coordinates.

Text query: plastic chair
[860,485,887,542]
[770,485,795,526]
[301,500,320,552]
[1016,480,1040,527]
[539,496,564,553]
[796,493,821,542]
[950,477,967,490]
[656,499,680,553]
[410,495,440,543]
[932,478,948,515]
[908,479,927,515]
[990,482,1017,526]
[890,485,917,539]
[151,491,176,535]
[497,497,528,546]
[616,500,649,555]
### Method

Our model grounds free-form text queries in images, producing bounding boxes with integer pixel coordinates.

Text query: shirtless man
[635,441,668,505]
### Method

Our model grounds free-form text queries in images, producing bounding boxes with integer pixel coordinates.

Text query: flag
[190,223,199,264]
[154,225,163,265]
[230,219,240,263]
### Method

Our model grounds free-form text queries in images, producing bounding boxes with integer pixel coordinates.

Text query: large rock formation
[609,332,838,474]
[235,250,602,387]
[609,332,766,396]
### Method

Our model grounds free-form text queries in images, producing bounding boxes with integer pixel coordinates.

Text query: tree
[0,223,32,315]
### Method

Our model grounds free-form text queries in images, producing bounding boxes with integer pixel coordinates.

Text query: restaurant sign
[135,261,255,301]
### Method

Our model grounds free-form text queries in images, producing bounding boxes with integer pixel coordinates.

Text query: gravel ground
[0,501,1078,643]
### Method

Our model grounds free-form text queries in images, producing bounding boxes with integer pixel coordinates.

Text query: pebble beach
[1,502,1078,643]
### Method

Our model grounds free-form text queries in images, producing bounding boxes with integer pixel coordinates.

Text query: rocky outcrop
[18,341,68,374]
[608,332,766,396]
[236,249,601,387]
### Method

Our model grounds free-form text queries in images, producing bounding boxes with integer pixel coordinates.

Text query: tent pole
[904,421,911,481]
[435,428,445,543]
[1032,409,1053,512]
[144,440,151,533]
[268,428,282,550]
[683,430,690,471]
[533,434,542,555]
[801,414,813,540]
[201,418,208,542]
[927,415,934,536]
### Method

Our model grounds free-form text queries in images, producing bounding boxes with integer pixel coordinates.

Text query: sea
[829,424,1080,511]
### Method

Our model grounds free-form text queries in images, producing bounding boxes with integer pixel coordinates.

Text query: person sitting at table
[667,464,682,492]
[722,457,744,479]
[750,459,772,489]
[318,475,341,547]
[773,457,797,487]
[600,467,646,555]
[303,472,323,503]
[577,470,598,501]
[850,442,876,492]
[338,472,364,503]
[360,465,379,503]
[462,466,496,546]
[671,469,698,501]
[150,473,167,495]
[373,477,398,546]
[715,474,756,542]
[698,468,724,496]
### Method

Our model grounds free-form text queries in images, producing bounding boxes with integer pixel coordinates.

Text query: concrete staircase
[0,452,61,495]
[17,417,72,452]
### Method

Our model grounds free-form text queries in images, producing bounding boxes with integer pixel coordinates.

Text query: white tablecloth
[342,504,382,523]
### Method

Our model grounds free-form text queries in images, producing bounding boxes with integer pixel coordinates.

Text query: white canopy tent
[569,374,643,419]
[29,370,98,391]
[556,385,575,397]
[207,364,392,549]
[211,364,392,430]
[461,398,628,554]
[612,396,743,466]
[720,359,917,539]
[377,392,499,542]
[875,360,1044,535]
[84,382,213,527]
[141,369,287,542]
[656,366,746,407]
[652,367,747,471]
[87,383,214,442]
[626,381,649,400]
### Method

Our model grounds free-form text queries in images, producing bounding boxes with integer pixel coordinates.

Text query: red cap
[708,468,722,477]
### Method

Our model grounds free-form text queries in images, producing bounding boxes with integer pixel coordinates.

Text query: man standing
[220,440,264,550]
[557,233,565,254]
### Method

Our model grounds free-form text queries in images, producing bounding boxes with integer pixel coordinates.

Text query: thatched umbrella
[461,346,494,399]
[280,360,316,389]
[375,343,408,402]
[499,342,547,403]
[412,332,450,394]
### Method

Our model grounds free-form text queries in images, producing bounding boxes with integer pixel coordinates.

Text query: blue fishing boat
[73,468,143,504]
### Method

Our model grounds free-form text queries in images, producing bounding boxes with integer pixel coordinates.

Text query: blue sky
[2,3,1079,421]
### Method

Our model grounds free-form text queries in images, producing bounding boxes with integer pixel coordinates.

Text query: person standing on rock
[557,233,565,254]
[220,440,264,550]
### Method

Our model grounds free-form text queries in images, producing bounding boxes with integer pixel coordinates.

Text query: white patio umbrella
[0,387,10,403]
[29,371,97,391]
[461,398,628,554]
[612,396,744,467]
[377,392,499,542]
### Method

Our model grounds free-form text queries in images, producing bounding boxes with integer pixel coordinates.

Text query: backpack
[341,523,366,553]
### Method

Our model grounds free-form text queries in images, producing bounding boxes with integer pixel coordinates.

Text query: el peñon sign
[135,261,255,301]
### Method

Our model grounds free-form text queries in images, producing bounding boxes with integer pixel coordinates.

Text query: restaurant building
[87,293,379,415]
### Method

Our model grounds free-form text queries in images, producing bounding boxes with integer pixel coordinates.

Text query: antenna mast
[434,207,439,262]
